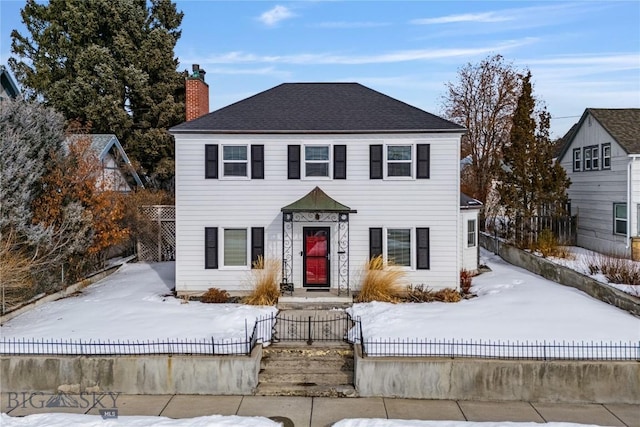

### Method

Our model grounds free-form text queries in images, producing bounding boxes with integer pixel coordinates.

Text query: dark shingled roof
[282,186,356,213]
[557,108,640,160]
[460,193,483,209]
[171,83,464,134]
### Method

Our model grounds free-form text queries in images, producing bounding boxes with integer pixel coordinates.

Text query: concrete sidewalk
[2,394,638,427]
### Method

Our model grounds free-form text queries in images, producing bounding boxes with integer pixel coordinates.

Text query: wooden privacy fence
[137,205,175,262]
[483,215,577,246]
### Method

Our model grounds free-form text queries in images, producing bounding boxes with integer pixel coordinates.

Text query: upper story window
[386,145,412,177]
[591,146,599,170]
[304,145,330,177]
[584,147,592,171]
[602,143,611,169]
[223,145,248,177]
[573,148,581,171]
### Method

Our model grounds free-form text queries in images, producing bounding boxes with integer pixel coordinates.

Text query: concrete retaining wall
[354,346,640,403]
[0,345,262,395]
[479,233,640,317]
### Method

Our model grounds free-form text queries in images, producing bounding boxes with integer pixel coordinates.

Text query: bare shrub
[405,285,462,303]
[355,255,406,303]
[0,233,35,310]
[583,251,640,285]
[243,257,280,306]
[460,270,473,295]
[201,287,230,303]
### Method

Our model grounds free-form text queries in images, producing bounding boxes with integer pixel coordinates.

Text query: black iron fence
[352,319,639,361]
[266,312,353,344]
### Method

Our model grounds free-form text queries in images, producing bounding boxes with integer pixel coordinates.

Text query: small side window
[573,148,581,172]
[602,144,611,170]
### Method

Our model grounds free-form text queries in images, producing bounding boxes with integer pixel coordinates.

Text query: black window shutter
[369,228,383,259]
[416,228,430,270]
[288,145,300,179]
[417,144,430,179]
[205,227,218,269]
[334,145,347,179]
[251,227,264,268]
[205,145,218,179]
[370,145,383,179]
[251,145,264,179]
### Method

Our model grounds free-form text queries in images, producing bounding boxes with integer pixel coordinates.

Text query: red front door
[303,227,330,287]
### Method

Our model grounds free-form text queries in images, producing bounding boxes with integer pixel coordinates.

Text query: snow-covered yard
[1,250,639,356]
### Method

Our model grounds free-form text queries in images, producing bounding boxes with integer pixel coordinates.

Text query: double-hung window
[386,145,412,177]
[304,145,330,177]
[602,144,611,169]
[590,146,599,170]
[584,147,592,170]
[614,203,627,235]
[467,219,476,247]
[223,145,248,177]
[386,228,411,267]
[223,228,248,267]
[573,148,581,171]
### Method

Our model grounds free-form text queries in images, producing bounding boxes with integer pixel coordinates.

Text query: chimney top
[189,64,206,82]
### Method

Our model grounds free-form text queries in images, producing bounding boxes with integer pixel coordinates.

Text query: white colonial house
[557,108,640,257]
[171,82,475,295]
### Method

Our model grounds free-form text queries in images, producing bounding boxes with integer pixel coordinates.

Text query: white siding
[560,113,640,256]
[175,133,462,293]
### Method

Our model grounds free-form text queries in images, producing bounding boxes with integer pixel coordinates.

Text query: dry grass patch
[243,257,281,305]
[355,255,407,303]
[584,252,640,285]
[201,287,230,303]
[535,228,574,259]
[405,285,462,303]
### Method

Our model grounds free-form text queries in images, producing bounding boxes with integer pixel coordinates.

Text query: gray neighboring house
[557,108,640,257]
[65,134,143,192]
[1,66,20,100]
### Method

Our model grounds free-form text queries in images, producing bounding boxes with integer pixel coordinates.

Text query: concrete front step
[255,383,357,397]
[260,358,354,370]
[259,370,353,385]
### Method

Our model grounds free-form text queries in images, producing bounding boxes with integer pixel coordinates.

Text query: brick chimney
[185,64,209,121]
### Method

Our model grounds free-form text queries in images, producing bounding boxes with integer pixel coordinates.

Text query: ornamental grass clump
[405,284,462,303]
[355,255,406,303]
[243,256,281,306]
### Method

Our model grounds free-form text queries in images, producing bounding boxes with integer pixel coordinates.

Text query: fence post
[307,316,313,345]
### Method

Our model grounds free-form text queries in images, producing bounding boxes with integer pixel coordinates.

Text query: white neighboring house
[557,108,640,257]
[65,134,143,192]
[170,82,471,295]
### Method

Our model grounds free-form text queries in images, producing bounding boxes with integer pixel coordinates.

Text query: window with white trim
[584,147,592,170]
[591,146,599,170]
[386,228,411,267]
[573,148,581,171]
[386,145,412,177]
[304,145,330,177]
[614,203,627,235]
[467,219,476,247]
[602,143,611,169]
[223,145,248,177]
[223,228,248,267]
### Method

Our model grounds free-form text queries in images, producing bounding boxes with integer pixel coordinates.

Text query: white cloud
[258,5,295,27]
[203,38,537,66]
[312,21,391,29]
[411,12,511,25]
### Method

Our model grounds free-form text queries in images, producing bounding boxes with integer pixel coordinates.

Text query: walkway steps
[256,343,356,397]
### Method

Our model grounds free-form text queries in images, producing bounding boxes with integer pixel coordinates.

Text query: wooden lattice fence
[137,205,175,262]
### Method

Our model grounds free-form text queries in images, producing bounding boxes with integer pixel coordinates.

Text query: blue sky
[1,0,639,138]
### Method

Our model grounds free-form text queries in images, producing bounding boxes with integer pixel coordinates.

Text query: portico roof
[281,186,357,213]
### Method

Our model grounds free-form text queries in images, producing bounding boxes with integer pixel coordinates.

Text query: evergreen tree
[9,0,186,188]
[496,72,570,244]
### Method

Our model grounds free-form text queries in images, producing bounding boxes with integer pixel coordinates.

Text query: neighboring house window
[304,145,330,177]
[223,228,248,267]
[602,143,611,169]
[223,145,248,177]
[591,146,599,170]
[467,219,476,247]
[386,145,412,177]
[573,148,581,171]
[584,147,592,170]
[613,203,627,235]
[386,228,411,267]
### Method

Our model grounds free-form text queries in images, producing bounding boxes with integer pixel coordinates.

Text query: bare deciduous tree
[442,55,522,209]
